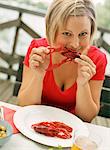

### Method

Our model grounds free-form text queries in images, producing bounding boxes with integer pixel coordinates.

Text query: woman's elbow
[17,92,28,106]
[17,95,26,106]
[84,107,100,122]
[17,94,41,106]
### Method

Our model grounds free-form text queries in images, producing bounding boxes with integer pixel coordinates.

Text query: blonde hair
[45,0,96,45]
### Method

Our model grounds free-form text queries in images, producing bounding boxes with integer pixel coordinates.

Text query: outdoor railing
[0,3,110,79]
[0,3,46,78]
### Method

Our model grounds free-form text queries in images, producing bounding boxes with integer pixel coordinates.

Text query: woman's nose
[70,37,79,49]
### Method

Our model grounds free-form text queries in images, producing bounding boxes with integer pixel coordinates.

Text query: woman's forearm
[18,73,45,106]
[75,82,99,122]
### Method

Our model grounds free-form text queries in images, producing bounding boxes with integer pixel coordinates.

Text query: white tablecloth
[0,101,110,150]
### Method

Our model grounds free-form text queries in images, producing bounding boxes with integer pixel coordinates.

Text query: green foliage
[36,2,47,10]
[96,0,110,29]
[48,145,63,150]
[0,0,48,10]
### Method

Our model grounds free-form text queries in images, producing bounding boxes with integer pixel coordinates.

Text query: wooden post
[8,12,22,79]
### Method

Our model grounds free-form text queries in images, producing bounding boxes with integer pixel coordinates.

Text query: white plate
[13,105,89,147]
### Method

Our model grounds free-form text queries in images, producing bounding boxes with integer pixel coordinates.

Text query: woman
[18,0,107,122]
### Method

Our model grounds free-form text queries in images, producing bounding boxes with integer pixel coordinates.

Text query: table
[0,101,110,150]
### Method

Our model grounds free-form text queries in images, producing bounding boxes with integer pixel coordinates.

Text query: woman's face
[54,16,91,53]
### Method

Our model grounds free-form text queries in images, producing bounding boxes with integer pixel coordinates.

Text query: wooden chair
[13,56,24,96]
[98,75,110,118]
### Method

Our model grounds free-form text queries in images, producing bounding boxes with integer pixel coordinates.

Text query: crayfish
[46,47,81,71]
[31,121,73,139]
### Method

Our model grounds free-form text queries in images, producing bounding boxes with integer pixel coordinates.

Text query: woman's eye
[79,32,88,37]
[62,32,71,36]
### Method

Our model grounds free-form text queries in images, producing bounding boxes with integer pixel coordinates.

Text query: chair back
[13,56,24,96]
[98,75,110,118]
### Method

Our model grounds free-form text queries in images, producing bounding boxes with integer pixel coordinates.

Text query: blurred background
[0,0,110,126]
[0,0,110,80]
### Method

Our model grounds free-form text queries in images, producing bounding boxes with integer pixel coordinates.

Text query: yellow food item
[0,125,7,138]
[71,144,81,150]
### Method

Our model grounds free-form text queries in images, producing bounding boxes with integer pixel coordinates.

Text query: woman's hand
[29,47,50,74]
[75,54,96,85]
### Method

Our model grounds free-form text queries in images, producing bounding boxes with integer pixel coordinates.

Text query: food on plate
[31,121,73,139]
[0,125,7,138]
